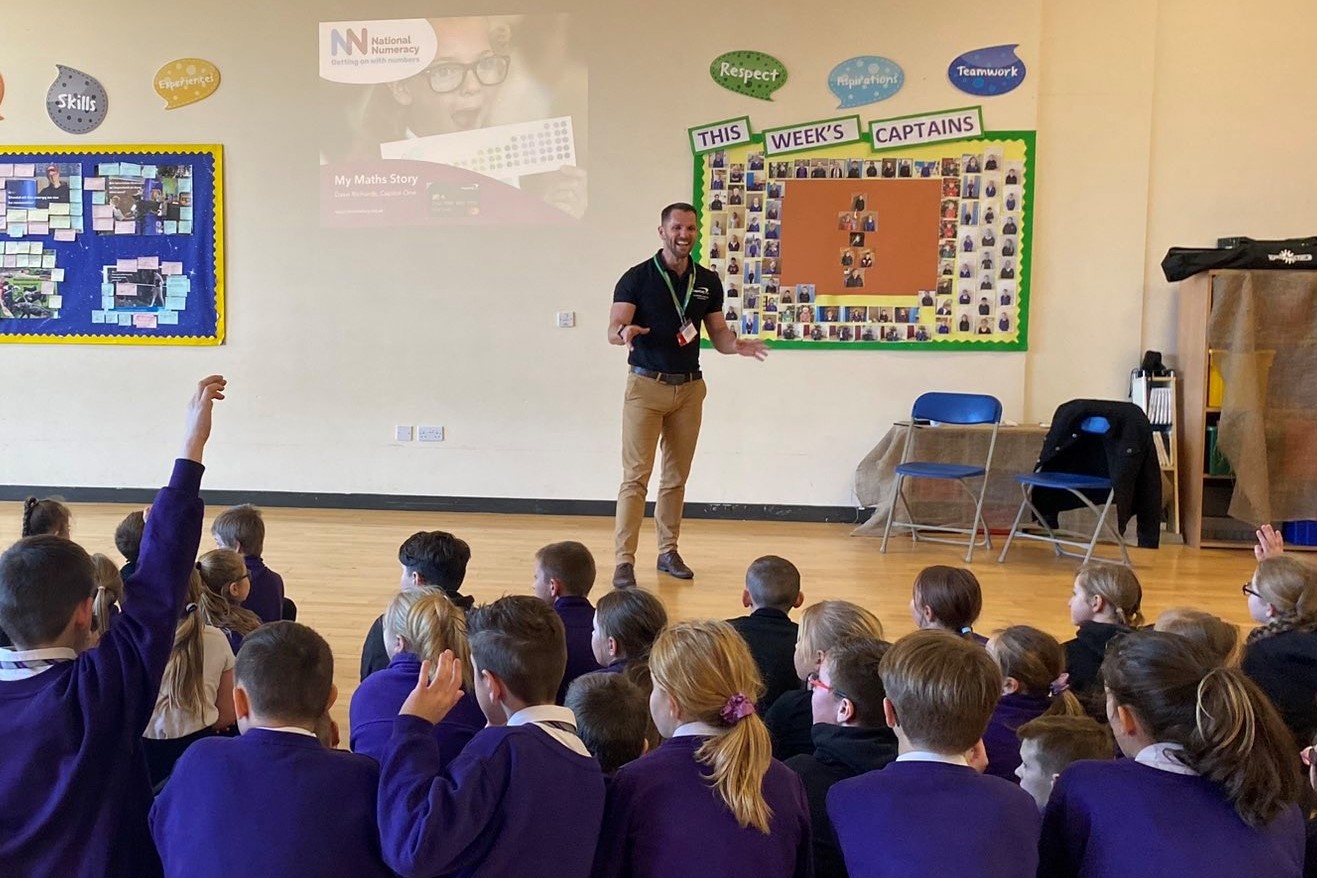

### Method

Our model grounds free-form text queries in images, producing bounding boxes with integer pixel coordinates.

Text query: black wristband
[617,325,626,339]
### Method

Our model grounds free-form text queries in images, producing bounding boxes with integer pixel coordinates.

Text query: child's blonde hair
[989,625,1085,717]
[798,600,884,660]
[1075,562,1144,627]
[1246,557,1317,646]
[1155,608,1240,666]
[158,571,208,718]
[384,588,474,689]
[650,620,774,833]
[88,553,124,636]
[196,548,261,638]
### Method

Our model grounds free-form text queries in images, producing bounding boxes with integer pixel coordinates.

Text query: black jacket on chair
[1031,399,1162,548]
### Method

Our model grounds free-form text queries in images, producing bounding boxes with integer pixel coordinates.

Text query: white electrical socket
[556,310,576,328]
[418,425,445,442]
[394,425,414,442]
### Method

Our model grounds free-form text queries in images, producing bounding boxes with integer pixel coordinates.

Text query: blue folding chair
[997,416,1131,566]
[880,392,1003,562]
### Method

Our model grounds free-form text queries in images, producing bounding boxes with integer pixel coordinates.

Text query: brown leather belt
[630,366,702,386]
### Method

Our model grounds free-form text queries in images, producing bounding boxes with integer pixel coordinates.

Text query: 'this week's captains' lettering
[695,126,746,148]
[873,113,976,144]
[766,124,847,152]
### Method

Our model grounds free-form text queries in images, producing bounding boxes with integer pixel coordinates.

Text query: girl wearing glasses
[1241,555,1317,748]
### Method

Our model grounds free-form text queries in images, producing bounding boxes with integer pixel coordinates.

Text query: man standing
[608,202,767,589]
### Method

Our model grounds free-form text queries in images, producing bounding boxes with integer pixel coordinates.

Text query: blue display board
[0,144,223,345]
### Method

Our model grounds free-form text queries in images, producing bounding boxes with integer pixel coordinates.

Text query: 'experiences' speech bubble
[948,44,1027,96]
[47,65,108,134]
[0,72,6,120]
[710,51,787,101]
[828,56,904,109]
[155,59,221,110]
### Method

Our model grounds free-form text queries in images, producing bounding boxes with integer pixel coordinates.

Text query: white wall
[0,0,1308,508]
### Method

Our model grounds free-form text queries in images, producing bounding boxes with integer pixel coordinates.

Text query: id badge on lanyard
[655,255,698,346]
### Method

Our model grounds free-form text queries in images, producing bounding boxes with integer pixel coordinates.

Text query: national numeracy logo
[1268,249,1314,265]
[319,19,437,85]
[330,27,370,56]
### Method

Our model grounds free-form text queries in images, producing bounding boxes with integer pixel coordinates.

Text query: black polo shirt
[613,250,724,374]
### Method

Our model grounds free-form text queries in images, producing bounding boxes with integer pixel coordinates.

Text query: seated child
[1241,556,1317,746]
[1014,715,1114,810]
[151,622,393,877]
[0,375,222,876]
[143,570,237,788]
[786,637,896,878]
[376,595,606,878]
[565,671,650,774]
[89,552,126,644]
[531,540,601,703]
[21,496,71,538]
[114,509,145,580]
[766,599,885,761]
[1039,631,1305,877]
[349,587,484,768]
[1064,562,1144,702]
[727,555,806,711]
[828,630,1041,878]
[592,587,668,686]
[196,548,262,653]
[360,530,473,680]
[211,503,285,624]
[910,565,987,643]
[1155,607,1239,666]
[595,620,811,878]
[982,625,1085,783]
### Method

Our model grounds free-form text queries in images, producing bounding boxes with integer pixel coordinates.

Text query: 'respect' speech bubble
[155,59,221,110]
[710,50,787,101]
[828,56,904,109]
[948,44,1027,96]
[47,65,108,134]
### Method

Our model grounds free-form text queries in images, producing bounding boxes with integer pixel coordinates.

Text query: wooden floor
[0,502,1264,731]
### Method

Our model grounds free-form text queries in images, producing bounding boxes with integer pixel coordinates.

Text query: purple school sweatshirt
[593,734,812,878]
[981,691,1052,783]
[349,652,485,768]
[379,714,605,878]
[150,729,393,877]
[241,555,285,625]
[0,459,204,878]
[828,759,1040,878]
[556,595,601,704]
[1039,758,1304,877]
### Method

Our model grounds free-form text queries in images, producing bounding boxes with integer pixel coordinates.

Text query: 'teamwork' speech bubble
[948,44,1027,96]
[155,59,221,109]
[828,56,904,109]
[47,65,108,134]
[710,51,787,101]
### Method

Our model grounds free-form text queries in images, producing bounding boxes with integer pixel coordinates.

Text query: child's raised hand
[1255,524,1285,561]
[400,650,465,725]
[182,375,227,463]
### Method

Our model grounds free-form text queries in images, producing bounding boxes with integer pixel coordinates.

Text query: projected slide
[318,15,587,226]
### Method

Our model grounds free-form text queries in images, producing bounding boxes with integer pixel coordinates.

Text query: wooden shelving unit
[1130,373,1179,535]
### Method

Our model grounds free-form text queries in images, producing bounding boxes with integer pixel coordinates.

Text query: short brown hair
[235,622,334,724]
[595,588,668,662]
[824,637,890,727]
[912,566,983,636]
[745,556,801,610]
[535,541,596,598]
[212,504,266,557]
[467,596,566,706]
[1016,715,1114,776]
[114,511,145,565]
[564,672,649,773]
[0,536,95,647]
[881,629,1001,752]
[1155,608,1239,667]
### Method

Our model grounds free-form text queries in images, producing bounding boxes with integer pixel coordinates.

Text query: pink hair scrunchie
[1048,672,1071,698]
[720,693,756,725]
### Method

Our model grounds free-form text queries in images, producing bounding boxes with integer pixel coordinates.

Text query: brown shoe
[657,551,695,580]
[612,562,637,589]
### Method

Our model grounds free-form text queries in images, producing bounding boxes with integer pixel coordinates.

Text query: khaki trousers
[614,372,707,565]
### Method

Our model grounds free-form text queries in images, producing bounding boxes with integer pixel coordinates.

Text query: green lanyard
[653,255,695,321]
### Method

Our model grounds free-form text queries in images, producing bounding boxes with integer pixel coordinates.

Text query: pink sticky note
[92,205,113,219]
[92,218,113,232]
[27,222,49,235]
[116,258,137,272]
[12,164,35,177]
[114,221,135,234]
[161,261,183,275]
[2,256,15,268]
[85,177,106,191]
[137,256,160,270]
[133,313,158,329]
[40,281,55,294]
[54,229,76,242]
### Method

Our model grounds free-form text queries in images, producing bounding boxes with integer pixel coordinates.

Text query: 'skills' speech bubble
[948,44,1027,96]
[828,56,904,109]
[710,51,787,101]
[47,65,108,134]
[155,59,221,110]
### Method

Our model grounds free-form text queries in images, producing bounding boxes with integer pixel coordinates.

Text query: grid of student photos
[701,145,1025,346]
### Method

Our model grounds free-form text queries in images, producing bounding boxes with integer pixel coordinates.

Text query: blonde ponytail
[1076,562,1144,627]
[650,620,774,833]
[1246,556,1317,645]
[384,588,474,689]
[89,553,124,636]
[158,571,208,718]
[197,549,261,637]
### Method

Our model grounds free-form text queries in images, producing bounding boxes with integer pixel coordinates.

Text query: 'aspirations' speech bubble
[47,65,108,134]
[710,51,787,101]
[155,59,221,109]
[948,44,1027,96]
[828,56,904,109]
